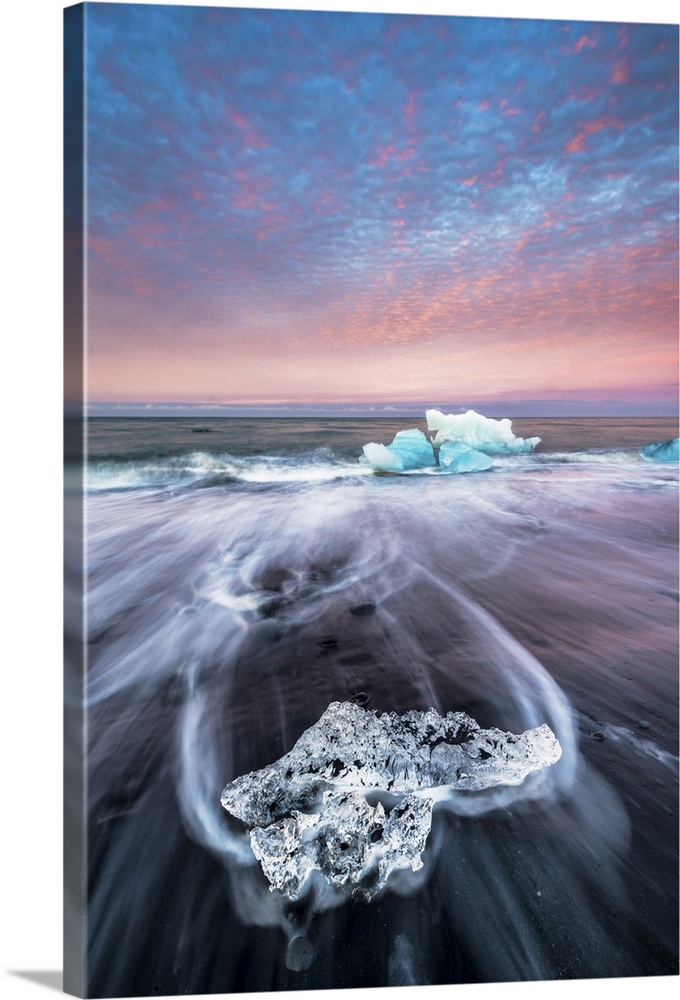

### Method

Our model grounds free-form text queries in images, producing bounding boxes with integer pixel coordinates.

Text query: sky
[81,1,679,416]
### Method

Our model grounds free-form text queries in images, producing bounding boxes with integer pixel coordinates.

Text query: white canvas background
[1,1,677,998]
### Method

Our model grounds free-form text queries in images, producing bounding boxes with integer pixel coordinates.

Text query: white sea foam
[85,451,370,491]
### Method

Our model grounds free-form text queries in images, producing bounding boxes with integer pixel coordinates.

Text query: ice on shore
[221,701,562,901]
[358,426,491,474]
[438,440,494,473]
[359,409,540,472]
[359,428,436,472]
[640,437,679,463]
[426,408,540,454]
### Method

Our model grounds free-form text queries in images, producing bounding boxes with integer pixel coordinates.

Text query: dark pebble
[317,636,339,650]
[259,599,287,619]
[257,567,293,592]
[285,935,315,972]
[591,731,605,741]
[350,602,376,617]
[350,690,369,706]
[638,720,650,730]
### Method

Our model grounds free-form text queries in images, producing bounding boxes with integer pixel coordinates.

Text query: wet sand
[465,488,679,974]
[83,475,678,995]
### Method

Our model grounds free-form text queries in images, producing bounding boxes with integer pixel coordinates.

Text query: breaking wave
[85,444,671,493]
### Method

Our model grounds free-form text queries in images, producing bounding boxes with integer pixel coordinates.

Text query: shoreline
[80,422,679,994]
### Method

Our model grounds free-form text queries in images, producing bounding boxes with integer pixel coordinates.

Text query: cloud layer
[84,5,678,413]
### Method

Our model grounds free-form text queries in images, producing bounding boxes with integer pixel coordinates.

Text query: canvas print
[64,2,679,997]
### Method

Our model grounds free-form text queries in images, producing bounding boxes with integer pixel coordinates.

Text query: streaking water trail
[82,417,679,996]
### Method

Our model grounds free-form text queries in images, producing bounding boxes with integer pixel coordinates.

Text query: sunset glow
[83,4,679,416]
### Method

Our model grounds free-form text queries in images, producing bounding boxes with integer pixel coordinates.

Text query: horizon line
[81,404,680,420]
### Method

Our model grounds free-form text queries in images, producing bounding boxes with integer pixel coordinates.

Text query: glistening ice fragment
[221,702,562,900]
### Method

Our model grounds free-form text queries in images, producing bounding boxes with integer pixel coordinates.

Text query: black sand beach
[72,418,678,995]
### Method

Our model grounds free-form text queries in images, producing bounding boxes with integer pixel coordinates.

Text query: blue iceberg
[358,408,541,473]
[640,437,679,463]
[360,428,436,472]
[438,440,494,473]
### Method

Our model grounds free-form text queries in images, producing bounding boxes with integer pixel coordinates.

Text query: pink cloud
[570,34,597,54]
[564,115,624,154]
[532,109,545,133]
[369,143,416,168]
[612,61,630,84]
[404,91,417,129]
[228,107,267,150]
[566,86,602,104]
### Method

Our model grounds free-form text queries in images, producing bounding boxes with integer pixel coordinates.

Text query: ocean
[73,416,678,995]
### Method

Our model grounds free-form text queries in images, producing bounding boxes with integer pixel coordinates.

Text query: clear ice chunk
[640,437,679,462]
[221,702,562,900]
[250,789,434,900]
[426,408,540,454]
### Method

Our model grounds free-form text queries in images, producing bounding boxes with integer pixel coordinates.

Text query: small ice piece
[426,408,540,454]
[221,702,562,900]
[438,440,494,473]
[250,789,434,900]
[640,437,679,462]
[360,428,436,472]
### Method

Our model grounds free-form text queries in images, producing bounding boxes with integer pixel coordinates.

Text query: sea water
[74,417,678,994]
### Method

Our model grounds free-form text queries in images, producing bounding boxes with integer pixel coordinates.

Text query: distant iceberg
[640,437,679,463]
[426,408,540,454]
